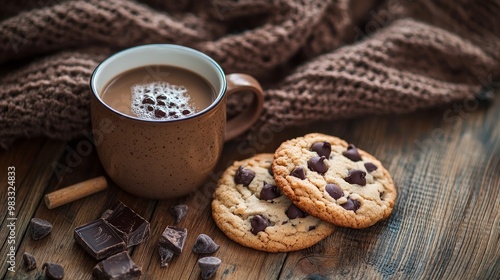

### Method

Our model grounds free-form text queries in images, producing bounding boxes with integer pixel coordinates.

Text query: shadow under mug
[90,44,264,199]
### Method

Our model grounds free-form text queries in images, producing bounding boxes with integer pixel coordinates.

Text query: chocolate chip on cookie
[250,215,270,234]
[290,166,306,179]
[311,141,331,158]
[364,162,378,172]
[307,156,328,174]
[345,169,366,186]
[325,184,343,200]
[342,144,362,162]
[234,166,255,186]
[285,204,307,219]
[259,182,281,200]
[341,198,361,212]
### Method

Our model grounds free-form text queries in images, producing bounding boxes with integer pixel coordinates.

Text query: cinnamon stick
[44,176,108,209]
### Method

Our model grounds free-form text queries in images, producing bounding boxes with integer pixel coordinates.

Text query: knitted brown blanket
[1,0,499,149]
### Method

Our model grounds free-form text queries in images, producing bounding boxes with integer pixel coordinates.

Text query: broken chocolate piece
[259,182,281,200]
[158,226,187,254]
[345,169,366,186]
[342,144,362,162]
[307,156,328,174]
[92,251,142,280]
[250,215,269,235]
[23,252,37,271]
[30,218,52,240]
[290,166,306,179]
[325,184,343,200]
[103,201,150,247]
[285,204,307,219]
[74,219,126,260]
[341,198,361,212]
[170,204,189,224]
[158,246,174,268]
[364,162,378,172]
[198,256,222,279]
[311,141,331,158]
[154,109,166,118]
[193,234,220,254]
[234,166,255,186]
[42,263,64,280]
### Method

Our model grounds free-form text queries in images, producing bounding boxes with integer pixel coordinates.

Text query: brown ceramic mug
[90,44,264,199]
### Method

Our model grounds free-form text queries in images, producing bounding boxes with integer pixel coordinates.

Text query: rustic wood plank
[278,96,499,279]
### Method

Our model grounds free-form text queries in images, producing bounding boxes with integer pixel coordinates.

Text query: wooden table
[1,93,499,280]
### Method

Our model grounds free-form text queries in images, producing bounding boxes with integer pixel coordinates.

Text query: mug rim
[90,44,227,123]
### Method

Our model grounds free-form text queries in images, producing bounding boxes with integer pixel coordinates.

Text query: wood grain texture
[1,94,499,280]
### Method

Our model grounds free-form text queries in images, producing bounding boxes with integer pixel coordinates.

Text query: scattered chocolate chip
[259,182,281,200]
[234,166,255,186]
[286,204,307,219]
[364,162,378,172]
[345,169,366,186]
[157,95,167,100]
[74,219,126,260]
[307,156,328,174]
[158,226,187,254]
[103,201,151,247]
[42,263,64,280]
[23,252,37,271]
[193,234,220,254]
[182,109,191,115]
[158,246,174,268]
[311,141,331,158]
[198,256,222,279]
[157,100,166,106]
[341,198,361,212]
[30,218,52,240]
[325,184,343,200]
[170,204,189,224]
[342,144,362,162]
[147,105,154,111]
[155,109,166,118]
[308,226,316,231]
[250,215,269,234]
[290,166,306,179]
[142,97,155,104]
[92,251,142,280]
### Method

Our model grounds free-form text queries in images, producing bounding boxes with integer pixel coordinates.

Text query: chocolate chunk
[290,166,306,179]
[182,109,191,115]
[100,209,114,220]
[157,100,166,106]
[311,141,331,158]
[234,166,255,186]
[74,219,126,260]
[345,169,366,186]
[341,198,361,212]
[42,263,64,280]
[193,234,220,254]
[92,251,142,280]
[158,226,187,254]
[154,109,166,118]
[308,226,316,231]
[259,182,281,200]
[307,156,328,174]
[198,256,222,279]
[157,95,167,100]
[30,218,52,240]
[170,204,189,224]
[23,252,37,271]
[103,201,151,247]
[342,144,362,162]
[364,162,378,172]
[158,246,174,268]
[325,184,343,200]
[142,97,155,104]
[250,215,270,234]
[147,105,154,111]
[285,204,307,219]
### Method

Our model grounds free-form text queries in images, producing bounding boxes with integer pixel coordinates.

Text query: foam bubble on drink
[130,82,198,120]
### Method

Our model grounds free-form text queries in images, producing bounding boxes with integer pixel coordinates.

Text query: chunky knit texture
[0,0,499,148]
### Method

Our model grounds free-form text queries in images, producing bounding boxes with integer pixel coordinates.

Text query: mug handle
[224,73,264,141]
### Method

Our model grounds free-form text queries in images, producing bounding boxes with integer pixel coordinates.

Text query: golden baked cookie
[212,154,334,252]
[272,133,396,228]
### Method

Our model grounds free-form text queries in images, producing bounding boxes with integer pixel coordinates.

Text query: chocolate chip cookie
[212,154,334,252]
[272,133,396,228]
